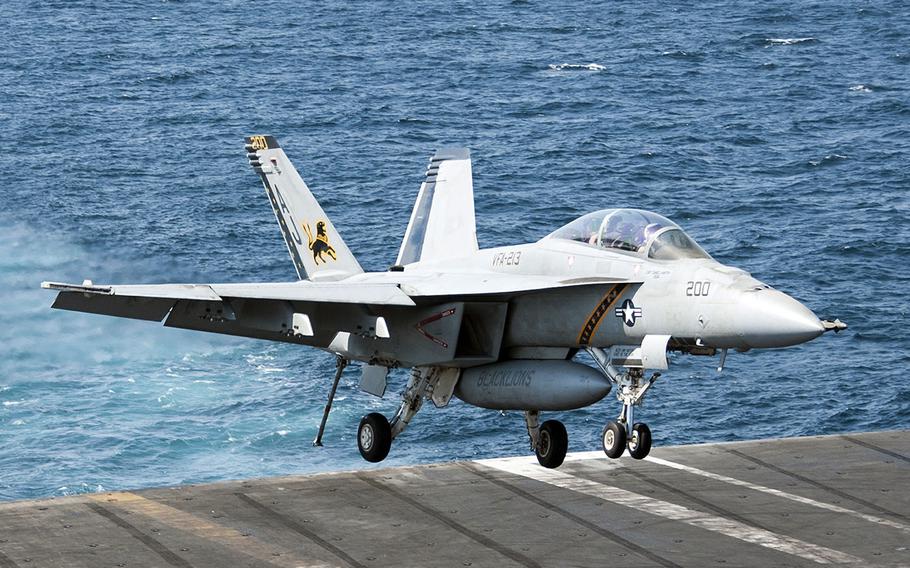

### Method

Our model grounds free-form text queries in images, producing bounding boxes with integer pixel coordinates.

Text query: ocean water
[1,1,908,501]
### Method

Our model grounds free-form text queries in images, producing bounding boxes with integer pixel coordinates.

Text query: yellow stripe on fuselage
[577,283,628,346]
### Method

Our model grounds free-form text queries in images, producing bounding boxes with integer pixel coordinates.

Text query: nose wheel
[602,420,652,459]
[627,422,652,459]
[602,420,626,458]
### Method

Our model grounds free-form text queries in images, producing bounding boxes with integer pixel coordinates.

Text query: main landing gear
[588,348,660,460]
[356,367,438,463]
[524,411,568,468]
[357,413,392,462]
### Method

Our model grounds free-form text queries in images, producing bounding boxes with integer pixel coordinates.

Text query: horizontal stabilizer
[397,148,478,265]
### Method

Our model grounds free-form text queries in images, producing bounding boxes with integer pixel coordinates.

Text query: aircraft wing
[42,280,415,322]
[42,275,641,367]
[42,274,632,317]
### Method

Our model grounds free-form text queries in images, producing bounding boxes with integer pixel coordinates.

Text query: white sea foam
[809,154,847,166]
[548,63,605,72]
[276,430,290,436]
[766,37,816,46]
[849,84,872,92]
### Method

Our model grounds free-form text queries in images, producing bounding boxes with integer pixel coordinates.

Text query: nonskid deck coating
[0,430,907,568]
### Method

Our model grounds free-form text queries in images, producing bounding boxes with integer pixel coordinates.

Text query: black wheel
[358,413,392,463]
[602,420,626,459]
[628,423,652,460]
[535,420,568,469]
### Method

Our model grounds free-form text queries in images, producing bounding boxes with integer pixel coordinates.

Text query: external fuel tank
[454,360,611,411]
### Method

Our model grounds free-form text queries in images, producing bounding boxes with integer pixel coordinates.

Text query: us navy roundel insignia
[615,299,642,327]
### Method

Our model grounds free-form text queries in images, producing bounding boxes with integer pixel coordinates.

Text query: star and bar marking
[615,299,642,327]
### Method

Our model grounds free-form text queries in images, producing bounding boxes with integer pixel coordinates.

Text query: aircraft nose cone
[739,289,825,348]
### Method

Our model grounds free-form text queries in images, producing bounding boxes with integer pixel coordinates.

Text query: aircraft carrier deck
[0,430,907,568]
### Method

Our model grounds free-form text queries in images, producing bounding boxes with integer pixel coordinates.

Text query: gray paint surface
[1,430,907,567]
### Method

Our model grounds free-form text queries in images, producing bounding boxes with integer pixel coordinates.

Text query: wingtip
[40,281,113,295]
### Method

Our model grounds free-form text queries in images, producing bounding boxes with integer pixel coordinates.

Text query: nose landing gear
[588,347,660,460]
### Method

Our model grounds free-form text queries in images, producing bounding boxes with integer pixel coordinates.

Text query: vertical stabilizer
[245,135,363,281]
[396,148,478,266]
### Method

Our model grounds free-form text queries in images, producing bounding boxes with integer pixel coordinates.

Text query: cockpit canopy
[545,208,711,261]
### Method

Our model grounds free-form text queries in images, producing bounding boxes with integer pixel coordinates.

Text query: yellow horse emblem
[302,220,337,264]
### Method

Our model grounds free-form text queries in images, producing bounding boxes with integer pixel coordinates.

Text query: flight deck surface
[1,430,907,567]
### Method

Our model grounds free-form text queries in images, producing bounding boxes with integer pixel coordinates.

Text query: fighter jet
[42,135,847,468]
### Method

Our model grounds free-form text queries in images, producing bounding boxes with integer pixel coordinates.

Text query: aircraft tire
[628,422,652,460]
[358,413,392,463]
[602,420,626,459]
[536,420,568,469]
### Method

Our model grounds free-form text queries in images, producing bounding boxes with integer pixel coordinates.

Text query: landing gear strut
[356,367,438,463]
[524,411,568,468]
[588,347,659,460]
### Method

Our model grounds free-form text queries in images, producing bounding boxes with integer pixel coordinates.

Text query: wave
[548,63,605,72]
[848,83,897,93]
[808,154,848,167]
[660,50,703,59]
[765,37,817,46]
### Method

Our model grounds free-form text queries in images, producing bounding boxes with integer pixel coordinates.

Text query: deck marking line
[355,472,543,568]
[841,435,910,464]
[459,463,683,568]
[646,455,910,534]
[611,467,777,533]
[89,493,332,568]
[235,493,363,568]
[86,502,194,568]
[477,456,864,565]
[726,448,909,521]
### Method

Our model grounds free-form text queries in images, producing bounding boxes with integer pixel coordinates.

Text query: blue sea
[1,1,908,501]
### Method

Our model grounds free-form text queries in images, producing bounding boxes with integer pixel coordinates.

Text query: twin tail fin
[245,135,363,281]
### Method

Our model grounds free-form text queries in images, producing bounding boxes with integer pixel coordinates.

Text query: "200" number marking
[686,281,711,296]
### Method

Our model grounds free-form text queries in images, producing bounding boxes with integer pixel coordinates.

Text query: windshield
[647,228,710,260]
[546,208,711,260]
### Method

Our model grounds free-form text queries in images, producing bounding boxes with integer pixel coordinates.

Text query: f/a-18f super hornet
[43,136,847,468]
